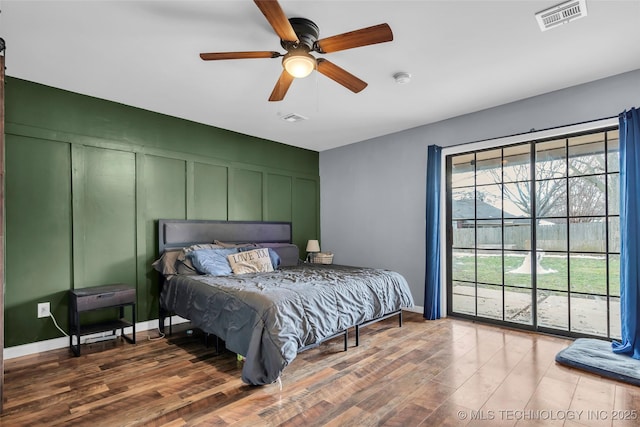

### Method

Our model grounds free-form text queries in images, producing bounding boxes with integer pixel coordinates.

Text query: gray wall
[319,68,640,310]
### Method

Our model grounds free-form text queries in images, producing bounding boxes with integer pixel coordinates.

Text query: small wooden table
[69,283,136,356]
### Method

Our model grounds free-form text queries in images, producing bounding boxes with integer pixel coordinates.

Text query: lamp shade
[306,239,320,252]
[283,51,316,78]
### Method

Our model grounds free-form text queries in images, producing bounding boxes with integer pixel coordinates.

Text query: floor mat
[555,338,640,386]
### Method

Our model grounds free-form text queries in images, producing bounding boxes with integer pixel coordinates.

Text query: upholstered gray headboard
[157,219,292,254]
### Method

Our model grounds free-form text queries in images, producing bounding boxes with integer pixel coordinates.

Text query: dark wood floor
[2,312,639,426]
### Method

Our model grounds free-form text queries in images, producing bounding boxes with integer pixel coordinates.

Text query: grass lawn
[452,252,620,296]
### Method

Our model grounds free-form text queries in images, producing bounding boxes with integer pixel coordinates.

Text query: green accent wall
[4,77,319,347]
[230,169,263,221]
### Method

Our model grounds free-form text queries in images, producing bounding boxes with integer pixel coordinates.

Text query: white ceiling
[3,1,640,152]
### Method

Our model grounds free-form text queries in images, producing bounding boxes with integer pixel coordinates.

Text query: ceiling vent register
[280,113,308,123]
[535,0,588,32]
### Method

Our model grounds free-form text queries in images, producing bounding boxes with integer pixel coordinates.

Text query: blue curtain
[424,145,442,320]
[613,107,640,359]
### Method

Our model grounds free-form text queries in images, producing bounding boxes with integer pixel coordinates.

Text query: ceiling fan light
[283,52,316,78]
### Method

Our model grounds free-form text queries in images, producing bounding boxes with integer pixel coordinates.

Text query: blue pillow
[258,243,299,267]
[240,246,280,269]
[187,248,239,276]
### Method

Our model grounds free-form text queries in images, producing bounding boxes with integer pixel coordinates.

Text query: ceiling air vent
[280,113,308,123]
[535,0,587,32]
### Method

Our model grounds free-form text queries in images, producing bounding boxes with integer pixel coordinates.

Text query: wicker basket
[311,252,334,264]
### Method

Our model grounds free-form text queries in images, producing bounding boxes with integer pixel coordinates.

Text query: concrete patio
[452,284,621,339]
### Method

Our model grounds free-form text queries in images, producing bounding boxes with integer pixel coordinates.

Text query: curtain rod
[443,115,619,155]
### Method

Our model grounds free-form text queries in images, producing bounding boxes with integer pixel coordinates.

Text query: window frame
[439,117,618,319]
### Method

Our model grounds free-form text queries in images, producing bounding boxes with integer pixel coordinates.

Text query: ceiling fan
[199,0,394,101]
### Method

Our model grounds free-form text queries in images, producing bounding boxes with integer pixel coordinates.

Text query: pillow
[239,246,280,269]
[257,243,300,267]
[187,248,239,276]
[214,240,260,249]
[176,257,198,275]
[151,249,181,276]
[177,243,225,261]
[227,248,274,274]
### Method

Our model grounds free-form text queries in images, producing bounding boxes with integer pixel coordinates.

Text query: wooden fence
[453,222,619,252]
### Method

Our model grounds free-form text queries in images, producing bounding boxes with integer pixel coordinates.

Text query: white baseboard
[4,315,189,360]
[403,305,447,318]
[5,308,437,360]
[404,305,423,314]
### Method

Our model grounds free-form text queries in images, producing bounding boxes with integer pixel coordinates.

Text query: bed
[154,219,414,385]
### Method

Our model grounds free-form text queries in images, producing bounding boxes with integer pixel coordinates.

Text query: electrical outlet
[37,302,51,318]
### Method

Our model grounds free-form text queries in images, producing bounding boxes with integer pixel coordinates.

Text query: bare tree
[490,161,567,219]
[489,152,610,222]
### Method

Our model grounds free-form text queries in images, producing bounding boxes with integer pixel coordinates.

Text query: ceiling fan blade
[316,59,367,93]
[269,69,295,102]
[315,23,393,54]
[254,0,299,43]
[200,51,281,60]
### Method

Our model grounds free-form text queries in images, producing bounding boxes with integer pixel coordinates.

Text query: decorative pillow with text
[227,248,274,274]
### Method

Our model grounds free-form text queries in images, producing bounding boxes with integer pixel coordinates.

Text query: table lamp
[306,239,320,262]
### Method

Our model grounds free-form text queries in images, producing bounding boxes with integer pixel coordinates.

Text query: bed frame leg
[158,277,173,336]
[355,325,360,347]
[343,330,348,352]
[205,333,222,354]
[159,306,170,334]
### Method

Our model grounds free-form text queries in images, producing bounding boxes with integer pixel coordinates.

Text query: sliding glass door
[447,128,620,339]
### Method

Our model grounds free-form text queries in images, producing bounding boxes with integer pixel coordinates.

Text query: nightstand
[69,283,136,356]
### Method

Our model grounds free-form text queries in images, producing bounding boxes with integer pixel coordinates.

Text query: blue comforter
[160,264,414,385]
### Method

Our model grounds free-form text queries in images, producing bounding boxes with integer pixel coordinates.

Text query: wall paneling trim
[4,77,319,348]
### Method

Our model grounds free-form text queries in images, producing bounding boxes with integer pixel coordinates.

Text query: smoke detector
[535,0,587,32]
[393,72,411,84]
